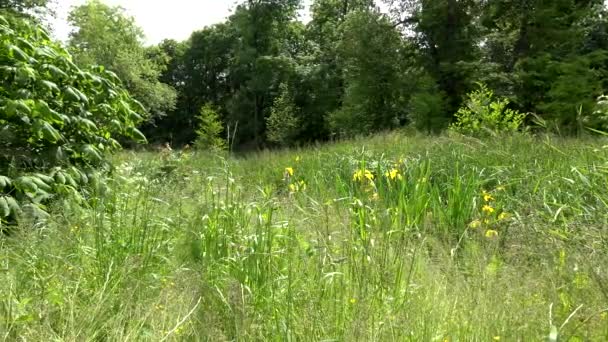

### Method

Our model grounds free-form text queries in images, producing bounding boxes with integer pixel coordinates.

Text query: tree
[387,0,480,116]
[0,0,49,14]
[480,0,608,129]
[329,9,409,137]
[67,0,176,122]
[194,104,226,151]
[266,83,299,146]
[225,0,302,148]
[0,13,146,225]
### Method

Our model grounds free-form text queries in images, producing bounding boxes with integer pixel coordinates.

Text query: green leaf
[35,101,63,124]
[30,176,52,193]
[0,175,11,189]
[127,126,147,143]
[44,64,68,79]
[79,118,98,131]
[63,86,81,103]
[5,196,20,215]
[15,176,38,195]
[0,197,9,217]
[39,80,60,93]
[9,44,29,62]
[54,172,66,185]
[81,144,103,163]
[40,122,62,143]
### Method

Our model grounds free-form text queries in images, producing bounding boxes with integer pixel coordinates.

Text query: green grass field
[2,132,608,341]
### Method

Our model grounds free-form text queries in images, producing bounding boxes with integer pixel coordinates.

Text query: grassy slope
[1,132,608,341]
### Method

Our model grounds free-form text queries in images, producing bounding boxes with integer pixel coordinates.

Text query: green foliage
[329,9,408,137]
[194,104,225,151]
[266,83,299,146]
[450,83,526,136]
[408,73,449,133]
[584,95,608,132]
[2,133,608,339]
[0,13,146,226]
[67,0,176,120]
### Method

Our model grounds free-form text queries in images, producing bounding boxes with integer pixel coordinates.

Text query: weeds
[1,133,607,340]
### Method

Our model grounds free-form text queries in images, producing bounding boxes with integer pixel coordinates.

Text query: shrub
[583,95,608,133]
[266,83,299,147]
[450,83,526,136]
[194,104,225,151]
[0,14,146,227]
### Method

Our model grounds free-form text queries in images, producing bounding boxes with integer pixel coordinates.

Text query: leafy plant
[194,104,225,151]
[0,13,147,227]
[266,83,299,147]
[450,83,526,136]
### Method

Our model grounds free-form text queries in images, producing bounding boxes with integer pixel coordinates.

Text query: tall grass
[1,132,608,340]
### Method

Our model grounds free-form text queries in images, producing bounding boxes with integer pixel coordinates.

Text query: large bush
[0,14,146,226]
[450,83,526,136]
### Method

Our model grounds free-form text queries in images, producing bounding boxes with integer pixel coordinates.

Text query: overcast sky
[50,0,313,45]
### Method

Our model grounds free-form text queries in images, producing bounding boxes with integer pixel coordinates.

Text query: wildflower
[349,298,357,304]
[498,212,508,221]
[289,184,297,192]
[469,220,481,229]
[483,191,494,202]
[385,169,402,181]
[493,336,501,341]
[299,180,307,191]
[285,167,294,177]
[353,169,374,182]
[295,156,301,162]
[482,205,495,214]
[485,229,499,238]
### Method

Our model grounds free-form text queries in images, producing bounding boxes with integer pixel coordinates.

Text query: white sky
[50,0,313,45]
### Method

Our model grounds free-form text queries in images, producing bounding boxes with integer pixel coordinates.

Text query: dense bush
[194,104,225,151]
[450,83,526,136]
[0,13,146,227]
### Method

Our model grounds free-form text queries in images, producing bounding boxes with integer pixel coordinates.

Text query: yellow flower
[493,336,501,341]
[469,220,481,228]
[285,167,294,177]
[485,229,499,238]
[482,205,495,214]
[353,169,374,182]
[498,212,508,220]
[295,156,301,162]
[385,169,401,180]
[349,298,357,304]
[299,180,307,191]
[483,193,494,202]
[289,184,296,192]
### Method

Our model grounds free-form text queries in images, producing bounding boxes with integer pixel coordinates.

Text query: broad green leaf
[0,175,11,189]
[9,44,29,62]
[63,86,81,102]
[15,176,38,195]
[5,196,20,215]
[40,122,62,143]
[127,126,147,143]
[0,197,9,217]
[39,80,60,93]
[81,144,103,163]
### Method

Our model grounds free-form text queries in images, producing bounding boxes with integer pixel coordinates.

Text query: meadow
[1,132,608,341]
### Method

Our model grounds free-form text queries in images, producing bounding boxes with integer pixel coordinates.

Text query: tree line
[11,0,608,148]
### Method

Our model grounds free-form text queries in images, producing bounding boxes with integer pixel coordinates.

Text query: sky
[51,0,312,45]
